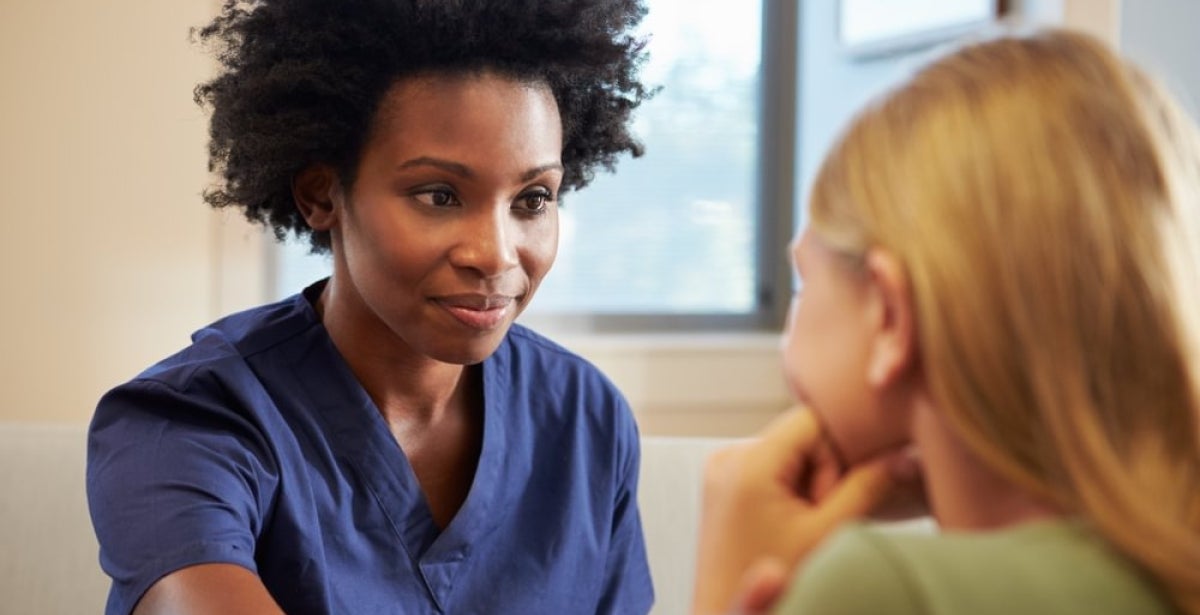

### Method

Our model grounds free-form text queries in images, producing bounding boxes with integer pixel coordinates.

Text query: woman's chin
[426,331,511,366]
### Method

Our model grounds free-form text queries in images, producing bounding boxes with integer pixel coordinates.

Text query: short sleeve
[87,378,280,615]
[772,526,924,615]
[593,394,655,615]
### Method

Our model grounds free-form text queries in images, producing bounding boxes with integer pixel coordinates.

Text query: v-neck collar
[286,286,510,608]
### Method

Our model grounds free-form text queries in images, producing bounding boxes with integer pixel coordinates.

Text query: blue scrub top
[87,282,653,614]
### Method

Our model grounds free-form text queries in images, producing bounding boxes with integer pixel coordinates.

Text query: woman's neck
[912,397,1062,531]
[314,278,468,426]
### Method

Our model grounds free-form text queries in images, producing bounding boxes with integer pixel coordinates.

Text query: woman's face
[782,229,896,463]
[326,71,563,365]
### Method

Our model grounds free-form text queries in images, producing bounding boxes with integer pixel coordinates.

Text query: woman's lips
[435,295,516,331]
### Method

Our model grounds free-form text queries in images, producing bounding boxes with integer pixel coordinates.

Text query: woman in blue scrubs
[86,2,655,613]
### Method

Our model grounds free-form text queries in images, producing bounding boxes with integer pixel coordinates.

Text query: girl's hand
[691,408,908,615]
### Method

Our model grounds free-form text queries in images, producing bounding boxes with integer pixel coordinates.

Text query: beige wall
[0,0,227,422]
[1064,0,1121,43]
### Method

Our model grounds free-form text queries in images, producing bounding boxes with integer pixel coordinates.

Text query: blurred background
[1,0,1196,435]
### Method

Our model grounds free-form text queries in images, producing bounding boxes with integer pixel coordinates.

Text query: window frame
[517,0,799,335]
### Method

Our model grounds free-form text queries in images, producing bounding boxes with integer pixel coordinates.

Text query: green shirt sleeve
[771,525,924,615]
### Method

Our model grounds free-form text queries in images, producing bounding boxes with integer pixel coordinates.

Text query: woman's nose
[447,207,520,277]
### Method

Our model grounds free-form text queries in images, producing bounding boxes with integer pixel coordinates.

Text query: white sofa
[0,423,732,615]
[0,424,110,614]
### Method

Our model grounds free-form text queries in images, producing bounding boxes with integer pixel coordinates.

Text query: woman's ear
[292,164,342,232]
[863,248,916,388]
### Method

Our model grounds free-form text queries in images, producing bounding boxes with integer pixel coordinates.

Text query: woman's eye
[413,189,459,208]
[515,191,553,214]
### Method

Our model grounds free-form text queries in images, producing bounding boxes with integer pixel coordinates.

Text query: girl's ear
[292,164,343,231]
[863,248,916,388]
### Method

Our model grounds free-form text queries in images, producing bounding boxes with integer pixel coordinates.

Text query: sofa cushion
[0,423,110,614]
[639,435,737,615]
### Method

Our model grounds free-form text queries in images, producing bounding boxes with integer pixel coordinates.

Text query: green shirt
[773,520,1172,615]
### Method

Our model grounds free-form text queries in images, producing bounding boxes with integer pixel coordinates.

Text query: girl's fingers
[757,407,824,468]
[730,558,790,615]
[811,456,897,529]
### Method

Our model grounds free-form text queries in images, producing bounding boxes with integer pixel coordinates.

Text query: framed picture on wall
[839,0,1004,59]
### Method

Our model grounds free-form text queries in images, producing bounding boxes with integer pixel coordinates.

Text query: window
[839,0,1000,58]
[271,1,797,333]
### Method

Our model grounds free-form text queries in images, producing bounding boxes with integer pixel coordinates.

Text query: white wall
[795,0,1119,214]
[1120,0,1200,120]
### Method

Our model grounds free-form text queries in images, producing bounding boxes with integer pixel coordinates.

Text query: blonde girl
[695,29,1200,615]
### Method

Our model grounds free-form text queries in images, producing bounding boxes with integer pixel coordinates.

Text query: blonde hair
[810,29,1200,612]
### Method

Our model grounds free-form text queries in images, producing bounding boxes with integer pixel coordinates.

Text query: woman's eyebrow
[396,156,473,178]
[521,162,564,182]
[395,158,563,183]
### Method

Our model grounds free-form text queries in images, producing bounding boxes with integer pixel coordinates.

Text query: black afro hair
[194,0,653,251]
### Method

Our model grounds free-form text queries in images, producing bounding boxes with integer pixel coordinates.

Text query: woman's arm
[594,398,655,615]
[89,378,281,615]
[132,564,285,615]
